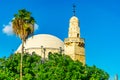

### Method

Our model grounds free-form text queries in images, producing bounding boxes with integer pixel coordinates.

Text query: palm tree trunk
[20,40,24,80]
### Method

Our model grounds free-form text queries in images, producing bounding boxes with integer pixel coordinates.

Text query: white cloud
[2,22,13,36]
[34,23,39,31]
[2,21,39,36]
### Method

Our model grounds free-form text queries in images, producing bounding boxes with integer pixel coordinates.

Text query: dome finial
[73,4,76,16]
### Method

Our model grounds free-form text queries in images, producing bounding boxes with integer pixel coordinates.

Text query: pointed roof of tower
[70,16,79,22]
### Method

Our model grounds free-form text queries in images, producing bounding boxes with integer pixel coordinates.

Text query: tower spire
[73,4,76,16]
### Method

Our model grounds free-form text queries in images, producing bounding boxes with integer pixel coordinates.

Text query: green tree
[12,9,35,80]
[0,53,109,80]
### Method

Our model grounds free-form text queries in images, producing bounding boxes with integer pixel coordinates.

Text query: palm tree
[12,9,35,80]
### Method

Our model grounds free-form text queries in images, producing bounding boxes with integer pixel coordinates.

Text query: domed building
[16,6,85,64]
[16,34,64,58]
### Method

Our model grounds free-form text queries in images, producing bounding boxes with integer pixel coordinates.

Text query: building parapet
[64,37,84,43]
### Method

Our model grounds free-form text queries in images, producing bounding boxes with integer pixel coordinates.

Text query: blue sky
[0,0,120,79]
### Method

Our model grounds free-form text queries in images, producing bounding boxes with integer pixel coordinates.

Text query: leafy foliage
[0,53,109,80]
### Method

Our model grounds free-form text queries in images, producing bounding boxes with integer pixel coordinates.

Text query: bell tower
[64,5,85,65]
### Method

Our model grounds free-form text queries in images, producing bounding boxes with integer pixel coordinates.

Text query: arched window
[77,33,79,37]
[48,52,52,60]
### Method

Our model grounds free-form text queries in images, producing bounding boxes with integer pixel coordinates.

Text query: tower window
[77,33,79,37]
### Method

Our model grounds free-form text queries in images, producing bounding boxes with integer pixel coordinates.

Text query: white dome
[16,34,64,52]
[70,16,79,22]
